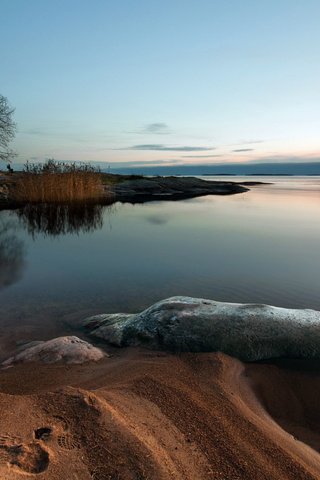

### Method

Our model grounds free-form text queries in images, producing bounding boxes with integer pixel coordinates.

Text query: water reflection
[16,203,107,237]
[145,214,170,226]
[0,218,25,290]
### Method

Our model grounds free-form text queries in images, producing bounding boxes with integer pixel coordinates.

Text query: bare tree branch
[0,95,16,163]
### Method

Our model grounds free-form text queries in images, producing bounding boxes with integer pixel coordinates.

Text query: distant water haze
[10,161,320,176]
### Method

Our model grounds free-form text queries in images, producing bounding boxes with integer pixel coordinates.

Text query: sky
[1,0,320,167]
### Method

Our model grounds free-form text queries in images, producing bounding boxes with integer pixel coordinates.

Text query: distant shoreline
[6,161,320,177]
[200,173,295,176]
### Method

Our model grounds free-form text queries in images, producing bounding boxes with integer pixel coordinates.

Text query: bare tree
[0,95,16,163]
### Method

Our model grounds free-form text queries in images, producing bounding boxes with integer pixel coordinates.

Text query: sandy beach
[0,349,319,479]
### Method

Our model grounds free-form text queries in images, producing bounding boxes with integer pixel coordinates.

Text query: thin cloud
[182,154,222,158]
[232,148,254,152]
[122,144,215,152]
[127,122,172,135]
[232,140,264,146]
[20,129,45,135]
[100,159,182,168]
[144,123,170,134]
[19,129,114,144]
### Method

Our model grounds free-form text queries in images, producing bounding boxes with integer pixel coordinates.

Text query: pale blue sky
[1,0,320,166]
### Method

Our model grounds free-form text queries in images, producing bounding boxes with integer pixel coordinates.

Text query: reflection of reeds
[13,160,109,203]
[17,202,114,237]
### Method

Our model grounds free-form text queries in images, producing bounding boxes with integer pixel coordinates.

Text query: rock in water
[83,296,320,361]
[111,176,248,202]
[2,336,105,367]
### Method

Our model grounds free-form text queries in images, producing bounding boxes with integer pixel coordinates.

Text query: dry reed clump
[14,160,105,203]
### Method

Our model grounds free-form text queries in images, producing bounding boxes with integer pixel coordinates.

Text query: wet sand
[0,349,320,479]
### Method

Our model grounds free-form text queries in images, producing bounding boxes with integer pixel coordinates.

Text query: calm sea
[0,176,319,356]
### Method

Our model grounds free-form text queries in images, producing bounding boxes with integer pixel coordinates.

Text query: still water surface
[0,176,320,354]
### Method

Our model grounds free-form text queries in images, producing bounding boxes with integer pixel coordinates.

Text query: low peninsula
[0,170,267,209]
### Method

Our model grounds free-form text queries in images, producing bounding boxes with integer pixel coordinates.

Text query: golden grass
[13,160,105,203]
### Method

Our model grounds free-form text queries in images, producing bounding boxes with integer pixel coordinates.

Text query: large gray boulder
[2,336,105,367]
[82,296,320,361]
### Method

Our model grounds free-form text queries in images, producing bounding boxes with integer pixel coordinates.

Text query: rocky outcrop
[110,176,248,202]
[2,336,105,367]
[83,296,320,361]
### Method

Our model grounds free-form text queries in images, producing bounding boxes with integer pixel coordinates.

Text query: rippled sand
[0,349,319,479]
